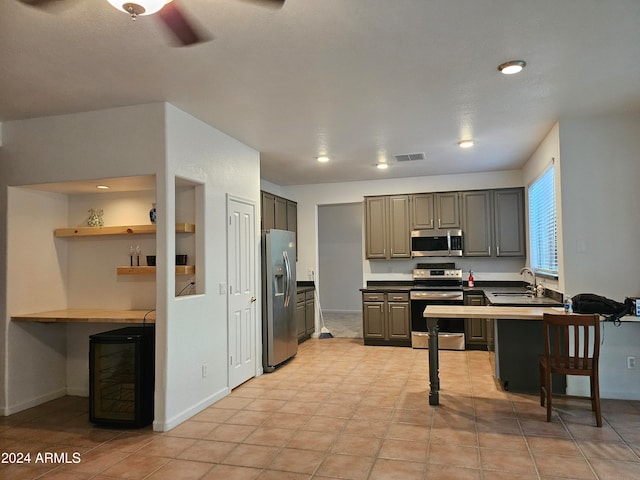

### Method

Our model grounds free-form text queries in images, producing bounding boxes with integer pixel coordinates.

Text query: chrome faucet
[520,267,538,297]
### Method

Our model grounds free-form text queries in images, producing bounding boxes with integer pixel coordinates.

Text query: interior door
[227,195,258,389]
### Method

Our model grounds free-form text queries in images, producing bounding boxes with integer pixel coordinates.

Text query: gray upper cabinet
[493,188,525,257]
[462,188,525,257]
[462,190,492,256]
[410,192,460,230]
[365,195,410,259]
[436,192,461,229]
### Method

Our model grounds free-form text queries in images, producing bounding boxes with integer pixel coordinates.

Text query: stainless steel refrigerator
[262,229,297,372]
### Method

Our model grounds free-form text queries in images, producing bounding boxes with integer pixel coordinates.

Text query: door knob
[250,296,257,303]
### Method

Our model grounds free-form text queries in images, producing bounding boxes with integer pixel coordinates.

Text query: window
[528,162,558,276]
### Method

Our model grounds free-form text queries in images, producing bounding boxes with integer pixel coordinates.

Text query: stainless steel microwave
[411,229,463,257]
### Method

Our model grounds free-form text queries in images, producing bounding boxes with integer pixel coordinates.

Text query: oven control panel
[413,268,462,280]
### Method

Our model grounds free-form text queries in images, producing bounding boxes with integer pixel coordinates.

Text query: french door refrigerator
[262,229,297,372]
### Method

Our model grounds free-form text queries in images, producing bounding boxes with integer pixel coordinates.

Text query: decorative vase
[149,203,157,224]
[87,208,104,227]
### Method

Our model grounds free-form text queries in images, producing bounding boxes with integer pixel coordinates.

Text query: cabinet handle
[438,218,442,228]
[497,246,500,256]
[430,218,434,228]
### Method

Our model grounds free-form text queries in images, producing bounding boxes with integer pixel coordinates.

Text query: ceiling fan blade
[157,1,210,47]
[18,0,69,8]
[237,0,285,8]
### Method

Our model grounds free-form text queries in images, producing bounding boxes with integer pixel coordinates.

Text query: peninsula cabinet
[464,291,489,349]
[410,192,460,230]
[461,188,525,257]
[364,195,410,259]
[362,292,411,346]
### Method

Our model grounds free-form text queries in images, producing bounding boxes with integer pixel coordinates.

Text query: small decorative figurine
[87,208,104,227]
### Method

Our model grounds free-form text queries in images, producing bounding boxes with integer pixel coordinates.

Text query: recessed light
[96,185,110,190]
[498,60,526,75]
[317,156,330,163]
[458,140,474,149]
[376,163,389,170]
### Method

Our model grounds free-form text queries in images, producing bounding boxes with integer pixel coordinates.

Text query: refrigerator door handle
[283,250,292,307]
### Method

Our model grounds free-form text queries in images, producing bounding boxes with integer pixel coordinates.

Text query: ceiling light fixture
[96,185,110,190]
[458,140,474,149]
[106,0,172,17]
[497,60,526,75]
[376,163,389,170]
[317,156,330,163]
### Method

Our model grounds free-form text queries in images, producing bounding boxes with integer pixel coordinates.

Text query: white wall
[556,113,640,399]
[158,104,260,431]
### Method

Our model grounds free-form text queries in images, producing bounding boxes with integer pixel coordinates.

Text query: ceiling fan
[18,0,286,46]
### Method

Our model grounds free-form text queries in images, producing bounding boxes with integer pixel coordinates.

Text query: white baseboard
[153,386,230,432]
[2,388,67,416]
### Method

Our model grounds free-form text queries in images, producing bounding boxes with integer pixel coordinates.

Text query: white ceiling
[1,0,639,186]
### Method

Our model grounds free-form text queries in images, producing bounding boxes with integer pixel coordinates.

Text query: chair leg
[592,370,602,428]
[545,370,552,422]
[539,361,545,407]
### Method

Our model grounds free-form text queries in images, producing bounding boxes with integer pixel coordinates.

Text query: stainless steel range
[410,263,465,350]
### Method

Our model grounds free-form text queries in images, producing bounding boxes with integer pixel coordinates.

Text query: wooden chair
[539,313,602,427]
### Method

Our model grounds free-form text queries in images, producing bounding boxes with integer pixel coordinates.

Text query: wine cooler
[89,326,155,428]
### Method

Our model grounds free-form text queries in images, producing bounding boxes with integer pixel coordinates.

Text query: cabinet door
[493,188,525,257]
[365,197,388,259]
[363,302,386,339]
[261,192,275,231]
[436,192,460,229]
[286,201,297,233]
[410,193,435,230]
[462,191,492,256]
[296,298,306,339]
[387,302,410,340]
[305,292,315,335]
[275,197,288,230]
[464,294,487,344]
[388,195,410,258]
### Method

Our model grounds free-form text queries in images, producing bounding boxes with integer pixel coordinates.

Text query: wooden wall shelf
[54,223,195,237]
[117,265,195,276]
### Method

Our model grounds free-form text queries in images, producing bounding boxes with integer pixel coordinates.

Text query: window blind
[528,163,558,275]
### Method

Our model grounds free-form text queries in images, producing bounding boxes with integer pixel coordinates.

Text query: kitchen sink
[491,292,534,297]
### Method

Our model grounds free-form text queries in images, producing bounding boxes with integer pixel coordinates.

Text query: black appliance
[89,326,155,428]
[410,262,465,350]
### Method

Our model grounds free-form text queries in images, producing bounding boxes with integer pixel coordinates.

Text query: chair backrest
[542,313,600,371]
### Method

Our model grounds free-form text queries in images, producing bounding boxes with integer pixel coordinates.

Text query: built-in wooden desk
[12,308,156,324]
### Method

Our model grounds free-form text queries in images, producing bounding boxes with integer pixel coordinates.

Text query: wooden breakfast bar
[423,305,562,406]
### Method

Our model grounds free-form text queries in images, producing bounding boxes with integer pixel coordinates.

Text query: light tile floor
[3,339,640,479]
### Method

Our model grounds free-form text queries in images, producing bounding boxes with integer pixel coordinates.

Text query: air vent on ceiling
[394,152,425,162]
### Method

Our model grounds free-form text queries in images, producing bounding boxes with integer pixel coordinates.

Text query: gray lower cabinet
[362,292,411,346]
[365,195,410,259]
[462,188,525,257]
[464,292,488,348]
[297,289,315,343]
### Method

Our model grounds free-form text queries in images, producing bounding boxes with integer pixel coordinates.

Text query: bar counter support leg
[427,317,440,406]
